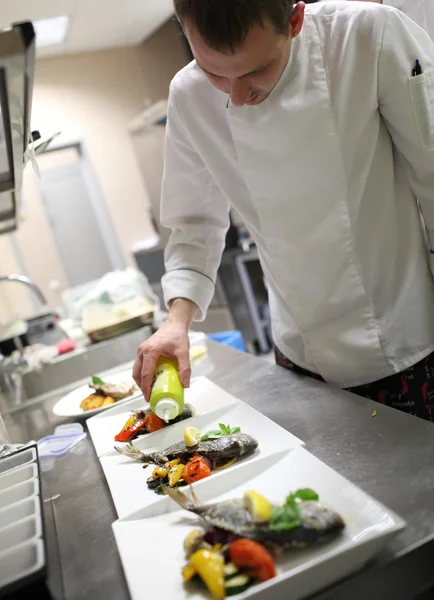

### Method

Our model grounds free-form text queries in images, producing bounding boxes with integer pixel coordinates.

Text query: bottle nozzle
[164,409,170,423]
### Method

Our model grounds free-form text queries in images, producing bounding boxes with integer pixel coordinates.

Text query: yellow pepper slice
[189,549,225,600]
[165,458,181,469]
[182,563,197,582]
[119,415,135,433]
[168,463,185,487]
[152,466,168,480]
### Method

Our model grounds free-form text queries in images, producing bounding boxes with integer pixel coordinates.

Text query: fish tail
[114,442,153,463]
[163,485,200,511]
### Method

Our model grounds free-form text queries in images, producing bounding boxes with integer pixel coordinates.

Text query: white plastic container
[0,445,46,595]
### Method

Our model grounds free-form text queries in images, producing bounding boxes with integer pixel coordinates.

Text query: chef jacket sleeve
[378,8,434,265]
[159,81,230,322]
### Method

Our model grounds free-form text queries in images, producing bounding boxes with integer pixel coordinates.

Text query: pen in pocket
[412,59,422,77]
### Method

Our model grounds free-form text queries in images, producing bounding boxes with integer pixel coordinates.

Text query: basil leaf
[291,488,319,503]
[200,430,223,441]
[92,376,106,386]
[269,504,302,531]
[200,424,241,442]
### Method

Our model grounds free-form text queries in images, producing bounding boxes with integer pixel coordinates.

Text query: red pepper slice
[114,418,147,442]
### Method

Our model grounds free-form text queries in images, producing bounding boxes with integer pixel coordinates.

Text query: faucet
[0,274,47,305]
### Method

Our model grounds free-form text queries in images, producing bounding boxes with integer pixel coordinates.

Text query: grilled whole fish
[165,487,345,548]
[114,433,258,466]
[134,403,195,423]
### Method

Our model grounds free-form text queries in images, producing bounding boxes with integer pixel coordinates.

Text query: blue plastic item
[37,423,86,459]
[207,330,247,352]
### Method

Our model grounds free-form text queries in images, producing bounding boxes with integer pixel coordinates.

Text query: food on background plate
[168,486,345,599]
[80,375,140,412]
[114,424,258,495]
[114,404,196,443]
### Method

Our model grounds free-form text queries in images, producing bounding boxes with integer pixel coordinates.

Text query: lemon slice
[243,490,271,523]
[184,426,201,447]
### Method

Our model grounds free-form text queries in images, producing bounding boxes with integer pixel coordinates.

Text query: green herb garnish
[288,488,319,503]
[200,423,241,441]
[92,376,106,386]
[269,488,319,532]
[269,504,302,531]
[372,410,377,417]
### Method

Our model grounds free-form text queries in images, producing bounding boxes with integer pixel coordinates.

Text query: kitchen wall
[0,18,190,323]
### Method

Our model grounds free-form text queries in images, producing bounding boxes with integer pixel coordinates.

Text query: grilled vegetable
[168,463,185,487]
[144,413,165,433]
[182,455,212,484]
[114,418,147,442]
[229,539,276,582]
[189,549,225,600]
[225,573,251,596]
[182,563,197,582]
[152,466,168,480]
[118,415,136,434]
[146,476,164,490]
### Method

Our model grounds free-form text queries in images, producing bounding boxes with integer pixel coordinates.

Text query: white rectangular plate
[88,376,298,458]
[113,446,406,600]
[99,392,304,518]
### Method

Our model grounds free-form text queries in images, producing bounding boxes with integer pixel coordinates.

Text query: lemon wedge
[243,490,271,523]
[184,426,201,447]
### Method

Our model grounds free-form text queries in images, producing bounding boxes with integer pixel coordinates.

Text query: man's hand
[133,298,198,400]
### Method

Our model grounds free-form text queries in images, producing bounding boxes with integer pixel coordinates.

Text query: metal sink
[19,326,151,399]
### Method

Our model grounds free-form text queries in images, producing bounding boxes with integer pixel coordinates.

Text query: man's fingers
[175,348,192,388]
[132,355,142,388]
[141,350,158,401]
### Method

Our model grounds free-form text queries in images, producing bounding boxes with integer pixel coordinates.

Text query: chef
[133,0,434,422]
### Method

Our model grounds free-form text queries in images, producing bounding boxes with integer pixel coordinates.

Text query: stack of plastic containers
[0,445,47,597]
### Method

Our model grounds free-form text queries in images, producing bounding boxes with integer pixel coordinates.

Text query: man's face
[185,3,305,107]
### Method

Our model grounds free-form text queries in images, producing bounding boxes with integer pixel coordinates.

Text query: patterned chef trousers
[275,346,434,423]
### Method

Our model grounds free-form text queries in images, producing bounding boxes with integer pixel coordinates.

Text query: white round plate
[52,369,142,418]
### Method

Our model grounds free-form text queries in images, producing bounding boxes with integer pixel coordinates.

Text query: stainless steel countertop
[2,341,434,600]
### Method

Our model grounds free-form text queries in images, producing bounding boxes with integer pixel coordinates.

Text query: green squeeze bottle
[149,357,185,423]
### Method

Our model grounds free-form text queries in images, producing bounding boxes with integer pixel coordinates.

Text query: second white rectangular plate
[113,446,406,600]
[99,393,304,518]
[87,377,249,457]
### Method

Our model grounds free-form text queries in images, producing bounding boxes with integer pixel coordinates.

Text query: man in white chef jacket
[133,0,434,422]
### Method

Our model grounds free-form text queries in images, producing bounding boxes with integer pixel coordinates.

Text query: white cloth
[383,0,434,38]
[160,2,434,388]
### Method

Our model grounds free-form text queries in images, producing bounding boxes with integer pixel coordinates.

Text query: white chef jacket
[382,0,433,38]
[319,0,434,38]
[160,1,434,388]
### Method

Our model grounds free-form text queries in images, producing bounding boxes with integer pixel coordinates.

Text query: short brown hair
[174,0,295,53]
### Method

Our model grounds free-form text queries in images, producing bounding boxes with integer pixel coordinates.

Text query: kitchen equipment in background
[62,268,158,344]
[0,445,64,598]
[219,248,272,354]
[0,22,36,235]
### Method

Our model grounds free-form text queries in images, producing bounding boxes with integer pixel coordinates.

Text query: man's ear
[290,2,306,38]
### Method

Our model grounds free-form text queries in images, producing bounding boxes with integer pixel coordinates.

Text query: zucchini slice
[225,574,251,596]
[224,563,239,578]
